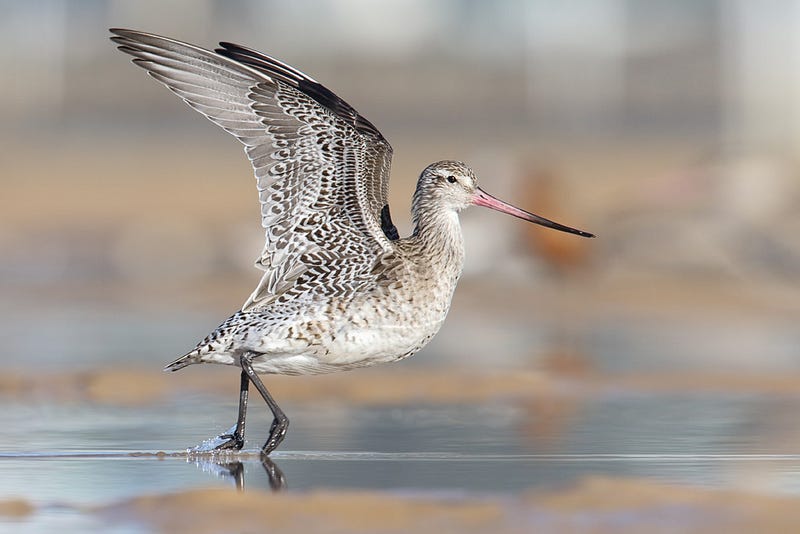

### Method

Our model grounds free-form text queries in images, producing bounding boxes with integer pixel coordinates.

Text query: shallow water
[3,292,800,531]
[3,393,800,508]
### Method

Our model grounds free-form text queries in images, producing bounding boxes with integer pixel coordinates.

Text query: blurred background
[2,0,798,375]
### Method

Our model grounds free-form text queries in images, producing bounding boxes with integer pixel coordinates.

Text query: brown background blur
[2,0,799,375]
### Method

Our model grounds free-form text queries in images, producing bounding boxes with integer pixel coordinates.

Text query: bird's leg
[211,369,249,451]
[240,352,290,456]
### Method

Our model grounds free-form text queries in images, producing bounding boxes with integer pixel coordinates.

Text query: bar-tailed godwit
[111,29,594,456]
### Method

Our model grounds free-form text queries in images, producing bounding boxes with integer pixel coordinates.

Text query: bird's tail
[165,311,241,372]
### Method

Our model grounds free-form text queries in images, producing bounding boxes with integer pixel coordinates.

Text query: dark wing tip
[215,41,387,142]
[109,27,141,38]
[109,29,387,143]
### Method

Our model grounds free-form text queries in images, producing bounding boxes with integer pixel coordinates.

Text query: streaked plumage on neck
[407,160,476,272]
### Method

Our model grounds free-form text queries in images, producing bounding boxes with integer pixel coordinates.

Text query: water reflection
[194,455,287,492]
[3,394,800,502]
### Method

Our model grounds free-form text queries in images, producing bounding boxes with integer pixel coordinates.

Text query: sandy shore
[3,366,800,407]
[1,476,797,533]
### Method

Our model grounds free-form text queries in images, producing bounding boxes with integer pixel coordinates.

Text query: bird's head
[415,160,595,238]
[417,161,479,212]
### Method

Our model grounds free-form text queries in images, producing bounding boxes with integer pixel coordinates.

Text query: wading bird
[111,29,594,456]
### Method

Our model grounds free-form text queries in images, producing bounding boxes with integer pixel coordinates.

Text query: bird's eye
[446,175,457,184]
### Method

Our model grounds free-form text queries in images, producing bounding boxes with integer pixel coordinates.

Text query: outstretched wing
[111,29,396,310]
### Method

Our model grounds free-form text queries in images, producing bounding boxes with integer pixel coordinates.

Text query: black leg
[212,369,249,451]
[240,352,290,455]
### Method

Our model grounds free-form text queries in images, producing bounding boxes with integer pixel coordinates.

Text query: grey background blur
[2,1,799,374]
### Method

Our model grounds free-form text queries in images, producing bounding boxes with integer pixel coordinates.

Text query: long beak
[472,187,595,238]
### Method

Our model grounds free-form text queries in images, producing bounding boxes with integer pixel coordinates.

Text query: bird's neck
[410,198,465,271]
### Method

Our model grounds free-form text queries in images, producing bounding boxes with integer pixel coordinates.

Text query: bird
[110,28,595,456]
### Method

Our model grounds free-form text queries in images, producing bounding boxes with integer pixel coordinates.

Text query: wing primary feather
[111,28,396,310]
[215,42,385,140]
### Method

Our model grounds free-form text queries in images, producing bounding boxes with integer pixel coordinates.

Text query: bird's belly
[247,319,442,375]
[329,321,440,365]
[214,287,456,376]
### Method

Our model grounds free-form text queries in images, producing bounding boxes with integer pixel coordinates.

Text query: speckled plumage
[111,29,593,454]
[168,161,471,376]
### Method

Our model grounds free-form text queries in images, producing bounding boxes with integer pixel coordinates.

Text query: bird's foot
[260,416,289,456]
[190,424,244,453]
[212,432,245,451]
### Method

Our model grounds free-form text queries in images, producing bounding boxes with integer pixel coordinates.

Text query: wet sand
[3,366,800,407]
[1,476,798,532]
[2,364,800,531]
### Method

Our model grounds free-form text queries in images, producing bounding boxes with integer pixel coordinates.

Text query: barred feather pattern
[111,30,471,376]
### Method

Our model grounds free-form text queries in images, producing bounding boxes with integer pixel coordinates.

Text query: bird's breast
[240,255,464,374]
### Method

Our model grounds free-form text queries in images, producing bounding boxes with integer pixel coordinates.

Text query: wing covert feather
[111,29,395,310]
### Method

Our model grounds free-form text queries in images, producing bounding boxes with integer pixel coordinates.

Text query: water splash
[189,424,239,453]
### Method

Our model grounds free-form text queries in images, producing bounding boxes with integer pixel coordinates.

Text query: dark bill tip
[472,187,595,238]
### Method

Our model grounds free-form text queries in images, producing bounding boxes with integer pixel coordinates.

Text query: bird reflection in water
[194,455,287,491]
